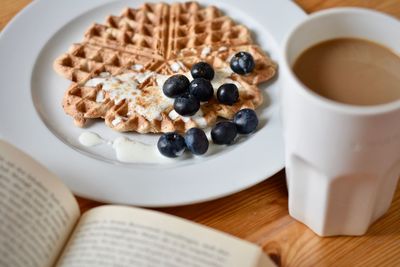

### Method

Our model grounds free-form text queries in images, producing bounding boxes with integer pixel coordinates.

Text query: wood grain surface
[1,1,399,266]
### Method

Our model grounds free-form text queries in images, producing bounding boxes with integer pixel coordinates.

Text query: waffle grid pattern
[54,1,277,133]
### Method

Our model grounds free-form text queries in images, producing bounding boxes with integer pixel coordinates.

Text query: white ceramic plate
[0,0,306,206]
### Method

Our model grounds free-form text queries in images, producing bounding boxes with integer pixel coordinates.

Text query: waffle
[54,2,277,133]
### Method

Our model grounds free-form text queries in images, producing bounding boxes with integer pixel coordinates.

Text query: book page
[0,141,80,267]
[56,205,275,267]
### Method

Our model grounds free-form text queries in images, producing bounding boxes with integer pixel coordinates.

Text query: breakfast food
[191,62,215,80]
[211,121,238,145]
[54,1,277,133]
[233,108,259,134]
[217,83,239,105]
[230,51,255,75]
[163,75,190,98]
[184,128,209,155]
[173,93,200,116]
[158,106,259,158]
[188,78,214,101]
[157,132,186,158]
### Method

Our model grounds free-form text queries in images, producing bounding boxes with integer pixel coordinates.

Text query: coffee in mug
[293,38,400,106]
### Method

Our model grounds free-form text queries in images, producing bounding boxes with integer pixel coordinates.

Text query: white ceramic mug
[280,8,400,236]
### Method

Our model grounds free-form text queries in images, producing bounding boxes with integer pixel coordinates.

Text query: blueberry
[233,109,259,134]
[217,83,239,105]
[185,128,209,155]
[211,121,238,145]
[191,62,215,80]
[174,94,200,116]
[157,132,186,158]
[162,74,190,98]
[230,51,255,75]
[189,78,214,102]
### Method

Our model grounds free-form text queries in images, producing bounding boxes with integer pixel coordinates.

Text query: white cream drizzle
[85,77,106,87]
[85,72,172,121]
[218,46,228,52]
[78,133,170,163]
[99,72,110,78]
[78,132,104,147]
[112,137,167,163]
[131,64,144,71]
[168,110,208,128]
[211,68,241,91]
[111,116,123,126]
[170,61,185,72]
[155,74,169,88]
[135,71,153,83]
[201,46,212,57]
[78,131,220,163]
[84,66,240,124]
[95,91,105,103]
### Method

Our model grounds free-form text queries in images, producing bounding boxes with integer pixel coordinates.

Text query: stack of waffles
[54,1,277,133]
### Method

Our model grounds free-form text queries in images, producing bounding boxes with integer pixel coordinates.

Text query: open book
[0,140,275,267]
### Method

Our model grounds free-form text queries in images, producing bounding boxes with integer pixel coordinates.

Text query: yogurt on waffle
[85,72,173,121]
[84,68,241,125]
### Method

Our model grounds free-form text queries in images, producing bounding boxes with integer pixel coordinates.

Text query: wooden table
[2,1,400,266]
